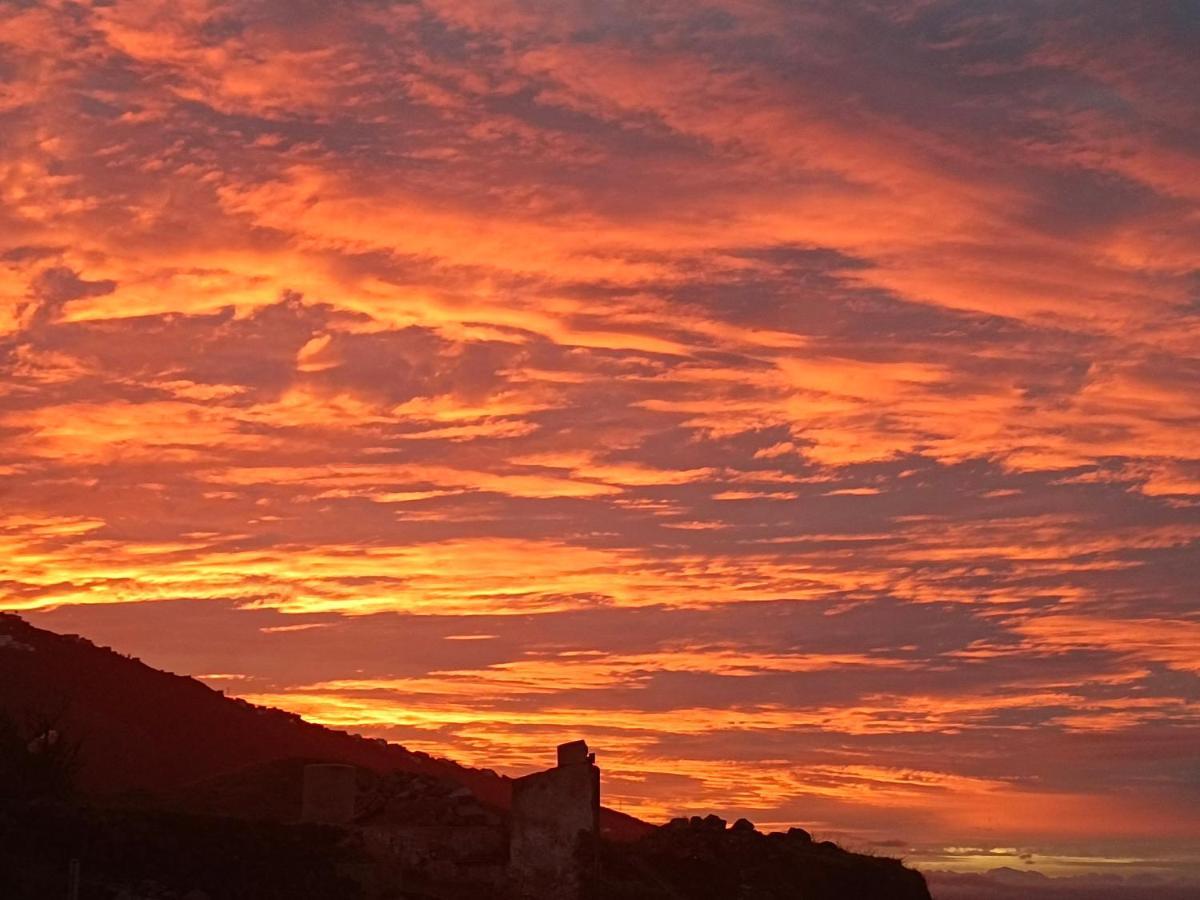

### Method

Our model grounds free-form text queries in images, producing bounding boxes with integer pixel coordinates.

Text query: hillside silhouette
[1,613,932,899]
[0,612,646,838]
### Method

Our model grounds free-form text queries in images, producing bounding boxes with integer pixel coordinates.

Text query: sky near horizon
[2,0,1199,885]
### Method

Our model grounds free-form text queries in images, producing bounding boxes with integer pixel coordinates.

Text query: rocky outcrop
[587,814,932,900]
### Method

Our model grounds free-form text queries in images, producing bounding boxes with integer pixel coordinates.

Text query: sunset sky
[3,0,1199,886]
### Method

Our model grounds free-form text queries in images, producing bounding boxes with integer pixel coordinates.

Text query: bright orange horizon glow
[2,0,1198,889]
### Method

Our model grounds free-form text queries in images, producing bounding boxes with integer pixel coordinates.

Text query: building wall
[361,823,508,893]
[509,760,600,900]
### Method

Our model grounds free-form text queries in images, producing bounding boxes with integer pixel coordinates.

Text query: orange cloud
[3,0,1199,876]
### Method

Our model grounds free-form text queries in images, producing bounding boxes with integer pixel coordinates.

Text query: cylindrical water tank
[301,763,357,824]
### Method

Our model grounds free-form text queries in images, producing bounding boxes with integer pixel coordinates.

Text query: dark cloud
[22,266,116,328]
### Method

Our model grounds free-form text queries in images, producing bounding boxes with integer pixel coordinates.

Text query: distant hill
[925,868,1200,900]
[0,612,650,840]
[921,868,1195,900]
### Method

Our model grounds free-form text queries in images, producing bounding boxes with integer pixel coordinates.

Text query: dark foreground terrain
[1,798,931,900]
[1,800,361,900]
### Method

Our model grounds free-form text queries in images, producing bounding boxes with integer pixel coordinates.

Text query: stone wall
[509,740,600,900]
[296,744,603,898]
[361,823,508,893]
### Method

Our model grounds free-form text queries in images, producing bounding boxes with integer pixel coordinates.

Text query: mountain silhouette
[0,612,649,839]
[1,613,933,899]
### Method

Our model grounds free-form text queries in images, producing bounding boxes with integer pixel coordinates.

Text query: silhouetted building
[510,739,600,900]
[296,743,602,896]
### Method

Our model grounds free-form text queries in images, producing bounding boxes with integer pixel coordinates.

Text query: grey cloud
[22,266,116,328]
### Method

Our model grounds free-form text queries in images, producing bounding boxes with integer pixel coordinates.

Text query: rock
[600,814,933,899]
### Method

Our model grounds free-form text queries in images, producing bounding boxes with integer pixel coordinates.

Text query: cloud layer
[3,0,1198,883]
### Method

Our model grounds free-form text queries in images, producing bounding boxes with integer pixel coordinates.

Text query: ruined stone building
[297,739,601,899]
[509,739,600,899]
